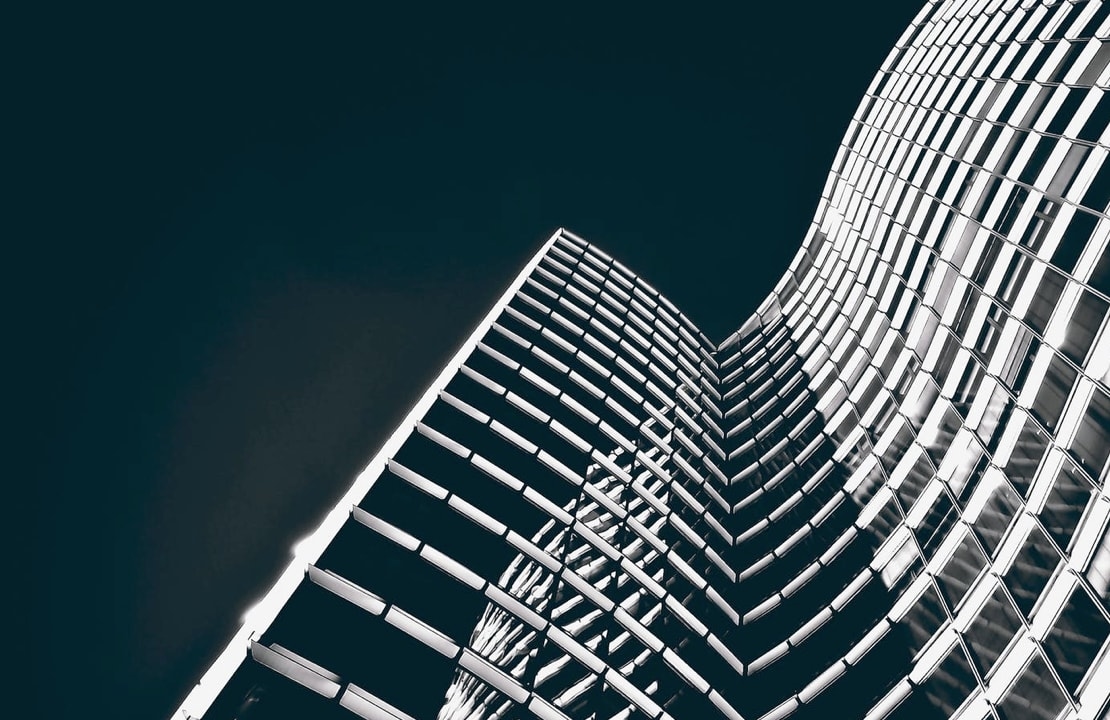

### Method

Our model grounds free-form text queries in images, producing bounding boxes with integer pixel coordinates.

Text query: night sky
[20,3,925,718]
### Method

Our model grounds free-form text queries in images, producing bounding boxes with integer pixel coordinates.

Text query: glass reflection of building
[173,1,1110,719]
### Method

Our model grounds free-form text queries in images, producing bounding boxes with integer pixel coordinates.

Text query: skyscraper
[173,0,1110,718]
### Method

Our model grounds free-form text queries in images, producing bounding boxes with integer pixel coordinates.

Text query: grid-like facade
[174,1,1110,719]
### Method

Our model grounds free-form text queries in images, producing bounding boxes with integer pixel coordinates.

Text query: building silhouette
[174,0,1110,718]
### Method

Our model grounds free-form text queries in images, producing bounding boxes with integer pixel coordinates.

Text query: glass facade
[173,1,1110,719]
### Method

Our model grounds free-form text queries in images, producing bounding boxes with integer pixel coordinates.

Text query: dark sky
[18,3,925,718]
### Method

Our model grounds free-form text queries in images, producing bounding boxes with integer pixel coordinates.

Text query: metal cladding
[175,1,1110,719]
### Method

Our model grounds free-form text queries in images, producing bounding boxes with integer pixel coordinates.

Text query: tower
[174,1,1110,718]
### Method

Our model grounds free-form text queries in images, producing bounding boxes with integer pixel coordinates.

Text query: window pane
[1089,240,1110,297]
[916,490,958,555]
[1038,460,1094,552]
[1025,267,1066,336]
[901,582,949,658]
[1000,251,1034,309]
[1004,414,1051,497]
[964,587,1023,678]
[1088,525,1110,604]
[995,653,1068,720]
[936,532,988,611]
[1042,584,1110,693]
[919,643,978,717]
[976,381,1013,452]
[1051,209,1098,275]
[1070,388,1110,481]
[1030,353,1077,432]
[1004,524,1060,618]
[1059,290,1107,366]
[972,478,1022,557]
[897,451,935,511]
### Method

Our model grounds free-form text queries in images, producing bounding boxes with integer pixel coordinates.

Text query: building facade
[174,0,1110,718]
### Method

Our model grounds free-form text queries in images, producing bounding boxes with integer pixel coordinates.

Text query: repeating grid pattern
[173,1,1110,719]
[757,1,1110,718]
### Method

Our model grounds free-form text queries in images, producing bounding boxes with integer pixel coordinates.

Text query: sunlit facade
[174,1,1110,718]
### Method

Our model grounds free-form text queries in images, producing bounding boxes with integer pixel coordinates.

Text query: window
[1079,91,1110,145]
[1030,352,1077,432]
[1089,524,1110,603]
[973,234,1005,286]
[1045,144,1091,203]
[1038,460,1094,552]
[1004,414,1051,497]
[998,185,1031,236]
[1059,290,1107,365]
[1025,266,1066,336]
[1070,387,1110,481]
[1000,327,1037,392]
[970,475,1022,557]
[1020,198,1059,253]
[1041,584,1109,693]
[995,653,1068,720]
[916,488,958,555]
[896,450,935,511]
[901,582,949,658]
[974,302,1007,362]
[1004,523,1060,617]
[918,643,979,717]
[1051,208,1099,275]
[1077,42,1110,86]
[936,531,988,611]
[964,586,1023,679]
[1081,152,1110,214]
[1018,135,1056,188]
[998,249,1034,309]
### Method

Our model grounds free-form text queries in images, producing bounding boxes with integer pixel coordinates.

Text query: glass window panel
[972,477,1022,558]
[973,233,1004,288]
[1088,524,1110,603]
[1089,239,1110,298]
[1042,584,1110,693]
[1030,353,1077,432]
[1000,251,1034,310]
[964,587,1023,679]
[974,302,1007,362]
[919,643,979,717]
[936,532,989,611]
[1081,152,1110,214]
[1002,329,1037,393]
[1078,92,1110,146]
[953,356,987,414]
[1025,267,1066,336]
[977,381,1013,453]
[1023,199,1059,255]
[1038,460,1094,551]
[1018,135,1057,188]
[1070,387,1110,480]
[1046,145,1091,208]
[902,582,950,658]
[999,185,1032,237]
[918,490,958,555]
[1077,43,1110,86]
[880,422,915,476]
[911,313,941,371]
[897,452,935,511]
[995,653,1068,720]
[1004,524,1061,618]
[1052,209,1099,275]
[1004,414,1051,497]
[926,405,964,466]
[1059,290,1108,366]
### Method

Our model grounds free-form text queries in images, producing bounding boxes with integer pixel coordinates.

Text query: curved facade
[174,1,1110,719]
